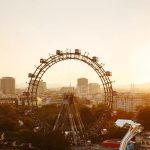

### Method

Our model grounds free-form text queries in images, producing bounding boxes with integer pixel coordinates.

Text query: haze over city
[0,0,150,87]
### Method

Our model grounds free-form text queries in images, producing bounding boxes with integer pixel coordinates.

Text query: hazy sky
[0,0,150,87]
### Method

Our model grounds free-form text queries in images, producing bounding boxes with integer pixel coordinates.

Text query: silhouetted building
[37,80,47,95]
[30,80,47,95]
[77,78,88,97]
[1,77,15,95]
[114,92,148,112]
[89,83,100,95]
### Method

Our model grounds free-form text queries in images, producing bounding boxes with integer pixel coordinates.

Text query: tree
[79,105,94,128]
[19,129,39,143]
[0,117,18,131]
[19,129,70,150]
[23,117,35,130]
[136,106,150,130]
[0,105,18,121]
[37,104,59,127]
[116,109,134,120]
[40,131,70,150]
[105,122,129,139]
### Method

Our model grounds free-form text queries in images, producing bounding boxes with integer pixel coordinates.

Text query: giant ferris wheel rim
[27,49,114,108]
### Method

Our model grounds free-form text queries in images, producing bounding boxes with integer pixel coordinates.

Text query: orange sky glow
[0,0,150,87]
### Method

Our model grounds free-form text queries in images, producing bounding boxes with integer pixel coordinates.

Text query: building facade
[114,92,149,113]
[89,83,100,95]
[1,77,15,95]
[77,78,88,98]
[37,80,47,95]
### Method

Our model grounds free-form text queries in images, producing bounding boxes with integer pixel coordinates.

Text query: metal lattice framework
[53,93,86,146]
[26,49,114,108]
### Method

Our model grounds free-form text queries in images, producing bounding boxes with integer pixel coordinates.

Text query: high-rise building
[77,78,88,97]
[37,80,47,95]
[1,77,15,95]
[89,83,100,95]
[30,80,47,95]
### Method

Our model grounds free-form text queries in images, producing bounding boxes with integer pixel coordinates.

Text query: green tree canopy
[136,106,150,130]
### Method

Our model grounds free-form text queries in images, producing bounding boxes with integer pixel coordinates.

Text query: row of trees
[35,103,150,141]
[0,105,69,150]
[0,103,149,149]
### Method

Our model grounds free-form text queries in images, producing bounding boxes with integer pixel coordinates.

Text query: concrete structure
[89,83,100,95]
[77,78,88,98]
[0,97,17,105]
[1,77,15,95]
[114,92,150,113]
[37,80,47,95]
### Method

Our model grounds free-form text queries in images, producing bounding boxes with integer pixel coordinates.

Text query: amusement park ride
[53,93,85,146]
[26,49,114,107]
[24,49,143,148]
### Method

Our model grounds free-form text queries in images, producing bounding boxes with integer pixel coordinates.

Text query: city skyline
[1,75,150,92]
[0,0,150,86]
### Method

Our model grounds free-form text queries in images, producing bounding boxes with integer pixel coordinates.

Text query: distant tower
[1,77,15,95]
[130,82,135,93]
[77,78,88,97]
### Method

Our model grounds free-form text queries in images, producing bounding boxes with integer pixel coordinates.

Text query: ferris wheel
[25,49,116,108]
[23,49,118,146]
